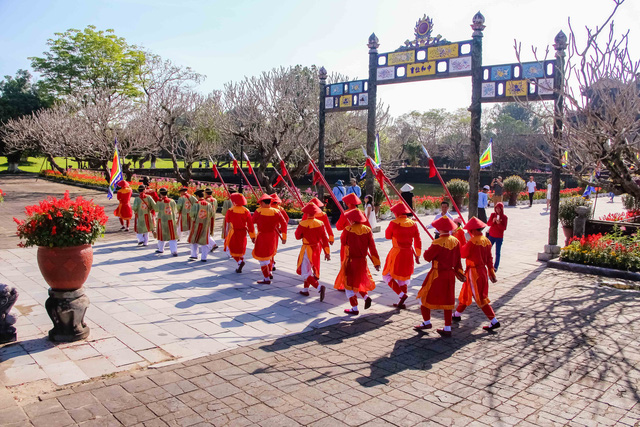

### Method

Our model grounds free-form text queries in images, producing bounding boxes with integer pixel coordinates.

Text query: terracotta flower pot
[508,193,518,207]
[37,244,93,291]
[562,226,574,247]
[452,195,464,209]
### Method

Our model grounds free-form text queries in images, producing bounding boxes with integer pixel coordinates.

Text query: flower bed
[0,188,4,203]
[560,229,640,272]
[599,211,640,222]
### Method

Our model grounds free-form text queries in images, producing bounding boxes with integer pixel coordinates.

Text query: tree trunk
[45,154,67,175]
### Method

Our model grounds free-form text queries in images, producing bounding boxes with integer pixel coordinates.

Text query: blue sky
[1,0,638,116]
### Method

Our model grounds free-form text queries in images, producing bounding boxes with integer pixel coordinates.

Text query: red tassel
[247,160,254,175]
[212,164,219,178]
[428,158,436,178]
[313,171,321,185]
[280,160,288,177]
[307,162,314,175]
[233,159,238,175]
[274,176,283,186]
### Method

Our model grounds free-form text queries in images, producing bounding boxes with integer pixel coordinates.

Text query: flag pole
[275,170,303,207]
[229,151,260,201]
[420,145,466,225]
[275,149,304,204]
[242,152,265,194]
[209,158,230,197]
[302,147,344,215]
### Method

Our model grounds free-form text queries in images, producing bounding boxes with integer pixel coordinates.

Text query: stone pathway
[1,175,637,426]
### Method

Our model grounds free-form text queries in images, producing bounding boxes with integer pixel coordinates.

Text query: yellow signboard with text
[387,50,416,66]
[407,61,436,77]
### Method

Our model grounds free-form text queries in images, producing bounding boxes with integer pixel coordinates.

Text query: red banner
[280,160,288,177]
[307,162,314,175]
[274,175,283,186]
[233,159,239,175]
[212,164,219,178]
[312,171,322,185]
[428,158,436,178]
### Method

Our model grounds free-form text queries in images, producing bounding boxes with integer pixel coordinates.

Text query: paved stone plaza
[0,175,638,426]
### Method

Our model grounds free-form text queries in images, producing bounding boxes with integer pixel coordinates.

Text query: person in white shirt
[428,201,455,238]
[526,176,537,207]
[478,185,489,222]
[546,179,552,210]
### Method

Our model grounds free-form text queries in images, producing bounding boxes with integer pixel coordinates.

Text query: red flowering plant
[0,188,4,203]
[13,191,109,248]
[560,226,640,272]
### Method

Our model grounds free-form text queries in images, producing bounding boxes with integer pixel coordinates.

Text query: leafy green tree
[29,25,145,98]
[0,70,53,171]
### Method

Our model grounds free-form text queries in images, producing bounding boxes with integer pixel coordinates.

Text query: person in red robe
[415,216,466,337]
[224,193,256,273]
[295,203,331,301]
[452,217,467,245]
[252,194,287,284]
[383,203,422,310]
[310,197,334,245]
[453,217,500,331]
[270,194,289,273]
[114,180,133,231]
[334,209,381,315]
[335,193,370,231]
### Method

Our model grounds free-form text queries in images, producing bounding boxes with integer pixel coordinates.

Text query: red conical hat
[342,193,361,206]
[345,209,367,224]
[230,193,247,206]
[310,197,324,207]
[116,180,129,188]
[258,194,274,203]
[270,194,282,204]
[390,202,411,216]
[463,216,487,231]
[432,216,457,232]
[301,203,321,216]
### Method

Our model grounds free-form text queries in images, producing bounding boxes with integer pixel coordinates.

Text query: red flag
[313,171,322,185]
[280,160,288,177]
[274,175,283,186]
[233,159,239,175]
[307,162,314,175]
[246,160,254,175]
[428,158,436,178]
[212,164,219,179]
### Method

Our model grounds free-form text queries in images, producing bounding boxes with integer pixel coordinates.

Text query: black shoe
[364,297,372,310]
[201,259,207,262]
[452,315,461,322]
[394,294,408,310]
[155,250,163,254]
[188,257,197,261]
[319,285,326,302]
[299,291,310,297]
[436,328,452,337]
[272,265,277,271]
[236,261,245,273]
[413,323,432,331]
[483,322,501,331]
[172,253,178,257]
[137,242,144,246]
[269,274,273,280]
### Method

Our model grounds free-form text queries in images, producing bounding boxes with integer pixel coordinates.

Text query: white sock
[454,311,462,317]
[398,292,405,298]
[422,320,431,326]
[444,325,451,331]
[490,318,498,325]
[238,259,243,265]
[362,293,369,299]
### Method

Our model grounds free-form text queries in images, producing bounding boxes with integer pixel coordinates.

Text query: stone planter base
[547,260,640,282]
[45,287,90,342]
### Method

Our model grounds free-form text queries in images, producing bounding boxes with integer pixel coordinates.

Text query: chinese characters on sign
[376,41,473,85]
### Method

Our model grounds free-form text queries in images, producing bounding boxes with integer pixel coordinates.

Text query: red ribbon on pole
[274,170,303,207]
[211,163,230,197]
[277,158,303,204]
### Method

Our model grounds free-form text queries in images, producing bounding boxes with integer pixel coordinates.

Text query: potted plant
[445,179,469,209]
[503,175,526,206]
[14,191,108,341]
[558,196,591,246]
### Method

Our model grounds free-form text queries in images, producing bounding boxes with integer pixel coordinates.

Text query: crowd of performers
[113,180,507,336]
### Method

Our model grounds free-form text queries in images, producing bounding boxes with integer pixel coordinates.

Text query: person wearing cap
[335,193,370,232]
[453,217,500,331]
[151,188,179,257]
[132,185,155,246]
[204,188,219,252]
[187,189,215,262]
[415,216,466,337]
[383,203,421,310]
[114,180,133,232]
[478,185,490,223]
[176,187,196,238]
[400,183,415,216]
[224,192,256,273]
[252,194,288,284]
[310,197,334,245]
[346,177,362,199]
[270,194,289,272]
[295,203,331,301]
[452,217,467,245]
[334,209,381,315]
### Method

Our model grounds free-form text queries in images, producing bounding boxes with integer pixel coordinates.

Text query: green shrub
[558,196,591,227]
[503,175,526,195]
[622,195,640,211]
[445,179,469,197]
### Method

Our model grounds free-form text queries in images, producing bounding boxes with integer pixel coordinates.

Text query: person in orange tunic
[334,209,381,315]
[224,193,256,273]
[114,180,133,231]
[335,193,370,231]
[453,217,500,331]
[309,197,335,245]
[383,203,422,310]
[452,217,467,245]
[295,203,331,301]
[270,194,289,273]
[415,216,466,337]
[204,188,219,252]
[252,194,287,284]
